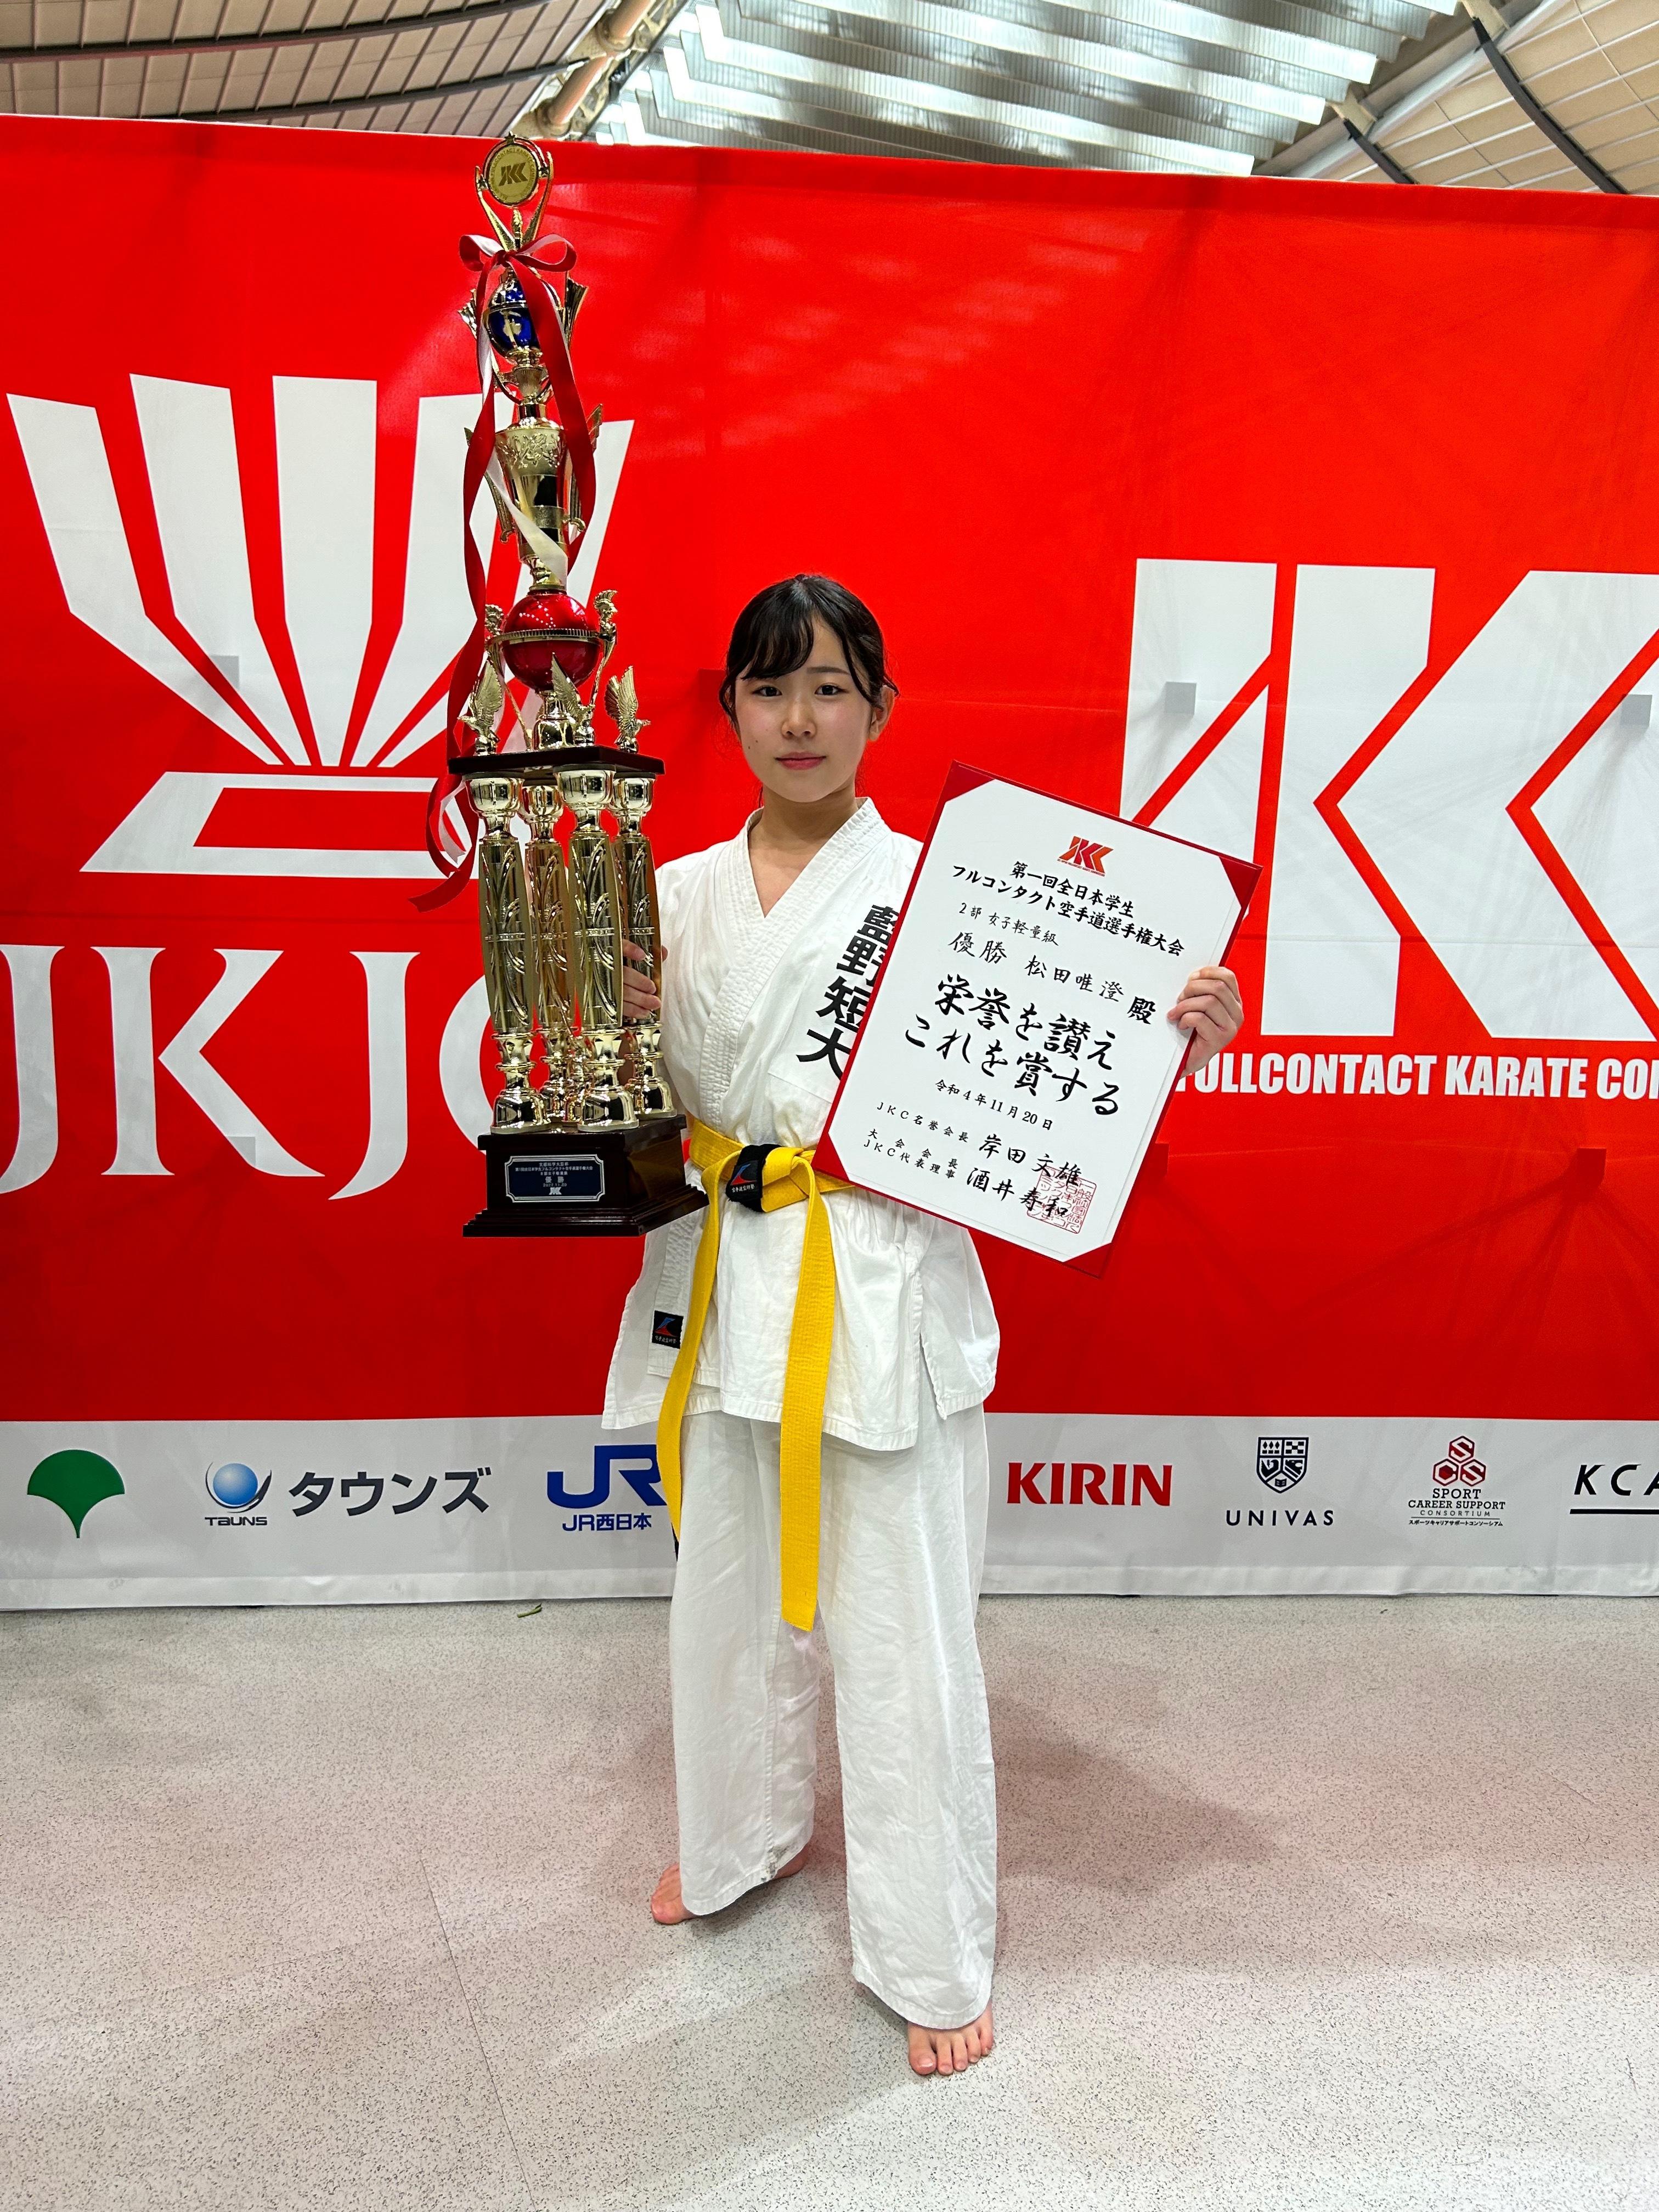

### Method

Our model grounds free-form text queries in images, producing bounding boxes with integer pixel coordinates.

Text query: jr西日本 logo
[1256,1436,1308,1492]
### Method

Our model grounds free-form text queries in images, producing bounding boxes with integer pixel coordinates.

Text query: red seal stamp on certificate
[1024,1165,1096,1234]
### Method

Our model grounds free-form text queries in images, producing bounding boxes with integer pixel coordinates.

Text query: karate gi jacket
[604,799,1000,1451]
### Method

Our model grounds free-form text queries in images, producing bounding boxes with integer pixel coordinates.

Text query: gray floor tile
[3,1594,1658,2210]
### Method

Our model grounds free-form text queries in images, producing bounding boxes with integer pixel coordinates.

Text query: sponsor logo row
[1003,1435,1659,1535]
[19,1446,665,1541]
[20,1436,1658,1546]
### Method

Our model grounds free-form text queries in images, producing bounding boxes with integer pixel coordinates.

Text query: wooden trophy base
[464,1116,708,1237]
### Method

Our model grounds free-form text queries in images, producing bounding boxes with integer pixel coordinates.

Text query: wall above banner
[1,118,1656,1604]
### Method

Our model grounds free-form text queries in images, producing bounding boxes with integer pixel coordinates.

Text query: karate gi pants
[670,1391,997,2030]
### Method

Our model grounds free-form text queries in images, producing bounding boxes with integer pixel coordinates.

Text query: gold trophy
[442,133,704,1238]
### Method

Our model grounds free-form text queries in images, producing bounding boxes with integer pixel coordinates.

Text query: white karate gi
[604,798,1000,2028]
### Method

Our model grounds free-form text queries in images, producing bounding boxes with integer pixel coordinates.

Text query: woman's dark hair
[718,574,897,720]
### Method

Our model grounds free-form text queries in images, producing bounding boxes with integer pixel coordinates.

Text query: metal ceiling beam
[659,24,1258,165]
[0,0,557,67]
[179,55,556,118]
[686,5,1283,152]
[787,0,1329,125]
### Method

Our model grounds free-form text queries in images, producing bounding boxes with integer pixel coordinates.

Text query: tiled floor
[3,1594,1657,2211]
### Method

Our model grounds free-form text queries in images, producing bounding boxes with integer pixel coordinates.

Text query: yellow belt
[656,1116,853,1631]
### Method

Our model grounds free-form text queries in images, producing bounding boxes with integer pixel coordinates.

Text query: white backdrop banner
[4,1414,1655,1606]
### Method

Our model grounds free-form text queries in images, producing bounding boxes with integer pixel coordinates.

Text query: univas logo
[204,1462,272,1527]
[7,379,631,882]
[1228,1437,1331,1527]
[1257,1436,1308,1492]
[1057,835,1111,876]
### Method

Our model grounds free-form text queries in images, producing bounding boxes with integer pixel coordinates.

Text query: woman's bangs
[737,595,819,686]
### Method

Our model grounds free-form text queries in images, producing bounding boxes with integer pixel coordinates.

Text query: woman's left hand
[1168,965,1244,1075]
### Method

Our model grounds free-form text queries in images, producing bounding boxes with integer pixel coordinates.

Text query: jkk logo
[1058,836,1111,874]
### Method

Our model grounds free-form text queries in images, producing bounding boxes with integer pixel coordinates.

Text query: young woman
[604,574,1244,2077]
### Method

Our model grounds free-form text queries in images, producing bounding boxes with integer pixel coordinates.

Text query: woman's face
[731,617,890,808]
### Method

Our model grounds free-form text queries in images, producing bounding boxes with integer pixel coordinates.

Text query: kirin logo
[1058,834,1111,874]
[7,379,631,881]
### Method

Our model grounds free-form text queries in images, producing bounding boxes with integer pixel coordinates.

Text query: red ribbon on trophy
[415,223,599,909]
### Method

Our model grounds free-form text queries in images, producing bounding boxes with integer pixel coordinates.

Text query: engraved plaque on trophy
[436,133,705,1239]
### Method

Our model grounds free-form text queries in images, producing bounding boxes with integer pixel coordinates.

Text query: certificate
[817,765,1259,1269]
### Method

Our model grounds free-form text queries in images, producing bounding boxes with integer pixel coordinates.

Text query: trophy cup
[441,133,705,1239]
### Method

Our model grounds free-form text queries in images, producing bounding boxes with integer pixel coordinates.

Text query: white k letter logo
[98,949,319,1176]
[1341,572,1659,1041]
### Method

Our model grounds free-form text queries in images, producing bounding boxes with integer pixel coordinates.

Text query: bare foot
[650,1842,810,1925]
[908,2003,994,2076]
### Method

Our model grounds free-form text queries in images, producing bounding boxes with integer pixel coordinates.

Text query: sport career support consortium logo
[1409,1435,1504,1530]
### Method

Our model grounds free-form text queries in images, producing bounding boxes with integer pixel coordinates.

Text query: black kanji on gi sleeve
[443,1468,489,1512]
[799,1028,853,1076]
[817,975,872,1030]
[392,1474,437,1513]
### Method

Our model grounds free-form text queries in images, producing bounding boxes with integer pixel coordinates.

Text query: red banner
[2,114,1657,1464]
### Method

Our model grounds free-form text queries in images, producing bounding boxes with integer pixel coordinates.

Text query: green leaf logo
[27,1449,125,1537]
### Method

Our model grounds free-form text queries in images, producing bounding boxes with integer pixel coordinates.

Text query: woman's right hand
[619,940,661,1020]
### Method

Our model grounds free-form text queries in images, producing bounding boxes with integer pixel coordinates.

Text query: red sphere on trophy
[501,586,605,691]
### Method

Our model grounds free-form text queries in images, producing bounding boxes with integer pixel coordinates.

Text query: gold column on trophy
[560,764,634,1127]
[608,668,673,1119]
[522,778,582,1128]
[438,130,704,1237]
[474,764,540,1132]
